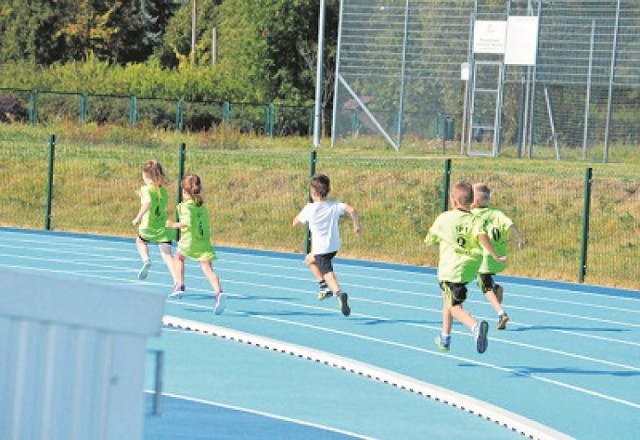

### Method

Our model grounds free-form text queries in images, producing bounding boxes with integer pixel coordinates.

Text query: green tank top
[176,199,216,261]
[138,184,174,242]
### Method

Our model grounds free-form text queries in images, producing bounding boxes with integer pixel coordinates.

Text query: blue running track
[1,227,639,439]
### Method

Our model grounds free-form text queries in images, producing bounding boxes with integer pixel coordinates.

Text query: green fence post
[129,96,137,126]
[29,90,38,126]
[579,167,593,283]
[441,158,452,212]
[175,142,186,241]
[80,93,88,124]
[351,109,360,135]
[44,134,56,230]
[435,112,442,138]
[304,150,318,254]
[176,100,184,133]
[265,103,275,137]
[222,101,231,125]
[177,142,186,201]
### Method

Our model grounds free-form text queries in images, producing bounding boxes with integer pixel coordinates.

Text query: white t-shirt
[296,200,347,255]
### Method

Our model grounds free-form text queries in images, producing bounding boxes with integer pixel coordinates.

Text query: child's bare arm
[132,202,150,225]
[166,220,185,229]
[478,234,507,263]
[345,205,362,235]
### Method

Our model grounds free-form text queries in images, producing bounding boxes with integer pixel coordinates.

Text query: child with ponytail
[166,173,226,315]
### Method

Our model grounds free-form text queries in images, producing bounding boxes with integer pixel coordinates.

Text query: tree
[0,0,179,65]
[0,0,60,64]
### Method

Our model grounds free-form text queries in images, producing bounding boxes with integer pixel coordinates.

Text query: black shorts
[439,281,468,306]
[138,235,172,245]
[314,251,338,276]
[477,273,496,293]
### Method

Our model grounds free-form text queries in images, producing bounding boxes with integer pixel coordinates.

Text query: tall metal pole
[396,0,411,148]
[582,20,595,160]
[603,0,621,164]
[330,0,345,148]
[313,0,326,147]
[304,151,318,253]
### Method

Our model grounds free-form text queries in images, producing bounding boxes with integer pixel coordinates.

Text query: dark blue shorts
[314,251,338,276]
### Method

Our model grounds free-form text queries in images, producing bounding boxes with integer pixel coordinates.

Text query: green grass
[1,122,638,290]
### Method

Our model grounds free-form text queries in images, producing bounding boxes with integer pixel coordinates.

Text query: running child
[132,159,177,284]
[166,173,226,315]
[293,173,362,317]
[472,182,525,330]
[425,181,506,353]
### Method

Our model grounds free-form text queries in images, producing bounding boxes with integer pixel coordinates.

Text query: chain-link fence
[333,0,640,161]
[0,87,314,137]
[1,137,637,289]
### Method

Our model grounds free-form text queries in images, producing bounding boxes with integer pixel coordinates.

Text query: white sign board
[461,62,470,81]
[473,21,507,54]
[504,16,539,65]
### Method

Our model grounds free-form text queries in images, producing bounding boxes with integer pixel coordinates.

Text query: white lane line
[143,390,373,440]
[162,316,573,440]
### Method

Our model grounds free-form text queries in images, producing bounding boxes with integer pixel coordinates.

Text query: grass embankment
[1,123,638,289]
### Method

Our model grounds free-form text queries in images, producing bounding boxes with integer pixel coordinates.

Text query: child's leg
[312,252,349,316]
[305,253,333,299]
[450,304,477,331]
[168,255,186,297]
[173,255,185,287]
[484,290,503,313]
[158,242,177,283]
[435,291,454,351]
[200,261,222,294]
[304,253,325,282]
[323,271,341,294]
[201,261,226,315]
[479,274,508,329]
[440,297,454,335]
[135,236,152,279]
[135,236,150,261]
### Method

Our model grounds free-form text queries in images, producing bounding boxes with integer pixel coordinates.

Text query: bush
[0,94,28,123]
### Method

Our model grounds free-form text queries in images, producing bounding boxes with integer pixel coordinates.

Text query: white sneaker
[214,292,227,315]
[169,284,185,299]
[138,260,151,280]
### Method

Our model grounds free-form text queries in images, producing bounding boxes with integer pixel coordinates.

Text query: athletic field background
[0,124,638,289]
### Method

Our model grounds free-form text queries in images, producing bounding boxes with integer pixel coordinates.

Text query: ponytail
[143,160,167,186]
[182,173,204,206]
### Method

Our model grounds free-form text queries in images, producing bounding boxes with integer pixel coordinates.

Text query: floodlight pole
[313,0,326,147]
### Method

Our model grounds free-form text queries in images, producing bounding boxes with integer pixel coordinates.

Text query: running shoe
[338,292,351,317]
[169,283,185,299]
[214,292,227,315]
[474,320,489,354]
[138,260,151,280]
[318,287,333,300]
[497,313,510,330]
[434,336,450,352]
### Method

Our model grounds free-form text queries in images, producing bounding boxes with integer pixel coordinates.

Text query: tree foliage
[0,0,177,65]
[0,0,339,105]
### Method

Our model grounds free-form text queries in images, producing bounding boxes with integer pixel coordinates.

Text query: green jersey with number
[472,207,513,274]
[138,184,174,242]
[425,209,485,283]
[176,199,216,261]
